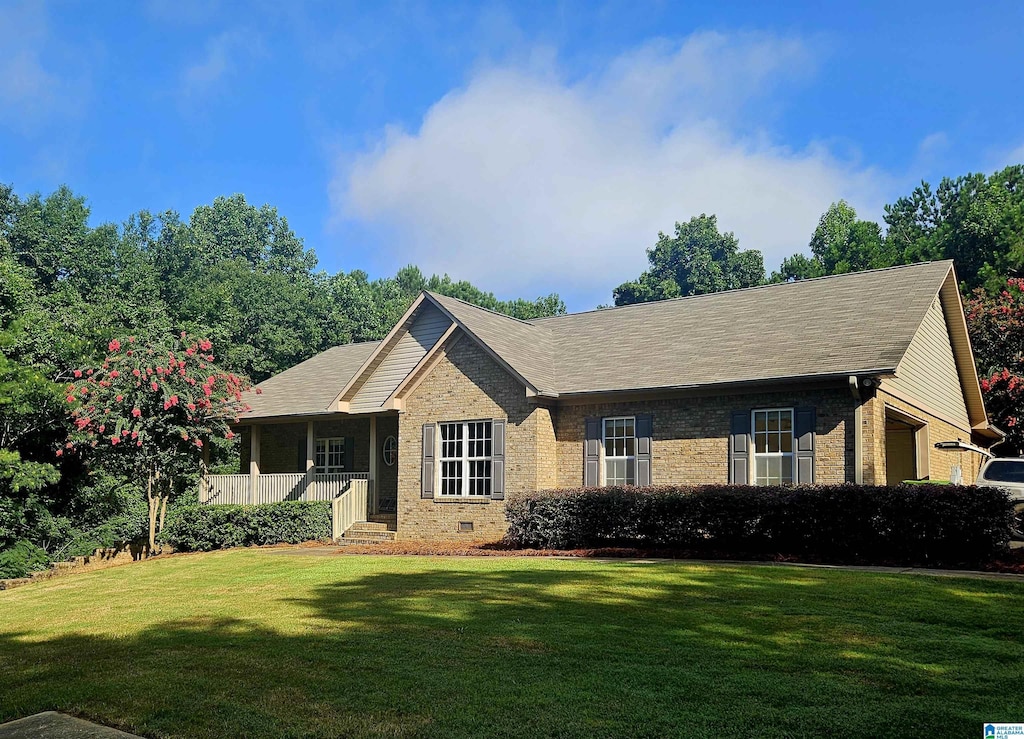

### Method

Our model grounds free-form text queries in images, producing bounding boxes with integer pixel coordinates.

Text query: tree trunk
[147,471,158,554]
[157,495,168,551]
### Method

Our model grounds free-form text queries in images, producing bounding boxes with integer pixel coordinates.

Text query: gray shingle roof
[425,292,557,394]
[531,260,953,395]
[241,261,956,417]
[244,341,379,419]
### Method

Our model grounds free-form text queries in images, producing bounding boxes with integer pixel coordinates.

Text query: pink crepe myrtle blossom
[108,339,121,352]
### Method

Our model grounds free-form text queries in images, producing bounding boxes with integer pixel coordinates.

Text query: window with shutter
[435,420,497,498]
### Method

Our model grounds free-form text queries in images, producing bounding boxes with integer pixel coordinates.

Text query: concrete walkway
[0,712,142,738]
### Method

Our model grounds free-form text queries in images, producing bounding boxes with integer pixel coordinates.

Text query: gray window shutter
[635,414,653,486]
[491,418,506,499]
[421,423,435,499]
[344,436,355,471]
[584,417,601,486]
[794,407,816,485]
[729,411,750,484]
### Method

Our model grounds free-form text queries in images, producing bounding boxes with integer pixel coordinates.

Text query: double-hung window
[603,416,636,486]
[752,409,794,485]
[315,438,345,474]
[439,421,492,496]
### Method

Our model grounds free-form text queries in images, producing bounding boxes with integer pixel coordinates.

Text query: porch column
[305,421,315,501]
[249,425,261,504]
[369,415,378,515]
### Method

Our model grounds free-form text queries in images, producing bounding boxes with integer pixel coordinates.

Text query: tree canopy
[0,183,566,570]
[613,215,764,305]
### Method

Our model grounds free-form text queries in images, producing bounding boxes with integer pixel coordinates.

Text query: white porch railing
[200,472,370,505]
[332,479,369,540]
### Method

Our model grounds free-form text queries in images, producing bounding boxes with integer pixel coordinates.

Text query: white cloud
[334,32,890,308]
[0,2,78,132]
[181,30,263,98]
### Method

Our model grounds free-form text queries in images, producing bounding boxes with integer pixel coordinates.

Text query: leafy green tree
[613,215,765,305]
[884,165,1024,290]
[769,253,825,283]
[810,201,893,275]
[65,334,251,550]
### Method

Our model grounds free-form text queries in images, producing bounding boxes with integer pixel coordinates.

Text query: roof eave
[552,368,896,401]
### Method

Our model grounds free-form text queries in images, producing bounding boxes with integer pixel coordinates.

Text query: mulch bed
[332,539,1024,573]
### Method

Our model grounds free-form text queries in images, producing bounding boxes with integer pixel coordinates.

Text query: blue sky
[1,1,1022,311]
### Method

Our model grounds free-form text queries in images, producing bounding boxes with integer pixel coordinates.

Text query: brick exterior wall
[397,338,555,541]
[863,386,984,484]
[235,339,988,543]
[554,387,857,487]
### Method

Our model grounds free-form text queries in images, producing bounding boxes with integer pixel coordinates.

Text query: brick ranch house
[203,260,1000,541]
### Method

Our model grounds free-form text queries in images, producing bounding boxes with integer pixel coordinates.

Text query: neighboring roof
[241,260,989,431]
[531,260,954,395]
[244,341,379,419]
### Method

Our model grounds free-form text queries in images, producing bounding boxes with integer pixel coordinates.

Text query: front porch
[200,412,400,517]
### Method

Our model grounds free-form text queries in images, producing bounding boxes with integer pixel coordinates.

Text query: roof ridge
[425,290,550,329]
[529,260,953,322]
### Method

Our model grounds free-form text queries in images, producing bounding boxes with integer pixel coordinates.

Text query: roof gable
[334,296,454,411]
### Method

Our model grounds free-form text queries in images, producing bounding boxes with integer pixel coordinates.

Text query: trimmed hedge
[161,501,332,552]
[505,485,1012,567]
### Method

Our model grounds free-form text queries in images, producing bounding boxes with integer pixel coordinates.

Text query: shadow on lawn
[1,562,1022,739]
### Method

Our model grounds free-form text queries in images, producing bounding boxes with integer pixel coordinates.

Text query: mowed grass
[2,551,1023,738]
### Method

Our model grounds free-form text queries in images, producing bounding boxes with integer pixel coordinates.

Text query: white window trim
[382,435,398,467]
[436,420,494,498]
[315,437,345,475]
[602,416,637,486]
[750,408,794,486]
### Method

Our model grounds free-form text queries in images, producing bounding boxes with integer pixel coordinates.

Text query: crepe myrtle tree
[966,279,1024,454]
[61,333,253,551]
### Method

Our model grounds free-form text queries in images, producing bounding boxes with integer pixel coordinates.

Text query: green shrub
[505,485,1012,567]
[161,501,332,552]
[0,540,51,579]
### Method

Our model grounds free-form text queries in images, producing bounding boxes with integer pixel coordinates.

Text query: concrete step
[350,521,391,531]
[344,528,397,541]
[338,537,397,546]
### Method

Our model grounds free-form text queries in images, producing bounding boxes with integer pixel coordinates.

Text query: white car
[975,457,1024,540]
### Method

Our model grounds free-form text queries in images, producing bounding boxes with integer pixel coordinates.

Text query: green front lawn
[1,551,1022,738]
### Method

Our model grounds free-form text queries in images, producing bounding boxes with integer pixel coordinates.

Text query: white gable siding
[349,303,452,412]
[885,297,970,429]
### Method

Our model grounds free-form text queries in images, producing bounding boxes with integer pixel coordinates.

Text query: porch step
[339,537,397,546]
[338,519,397,546]
[367,514,397,527]
[350,521,391,531]
[345,527,396,540]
